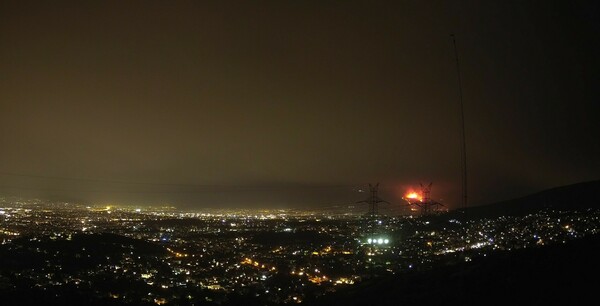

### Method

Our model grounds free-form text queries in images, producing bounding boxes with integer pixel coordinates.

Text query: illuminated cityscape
[1,1,599,305]
[1,195,598,305]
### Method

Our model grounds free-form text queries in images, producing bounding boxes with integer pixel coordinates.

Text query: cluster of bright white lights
[366,238,390,245]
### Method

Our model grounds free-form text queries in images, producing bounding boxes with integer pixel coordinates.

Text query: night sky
[1,1,598,209]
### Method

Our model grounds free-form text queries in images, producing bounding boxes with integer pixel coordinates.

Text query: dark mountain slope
[311,234,600,306]
[448,180,600,220]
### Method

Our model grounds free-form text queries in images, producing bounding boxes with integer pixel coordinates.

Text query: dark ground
[2,233,598,305]
[310,234,600,306]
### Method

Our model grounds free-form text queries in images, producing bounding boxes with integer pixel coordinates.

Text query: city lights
[0,197,598,305]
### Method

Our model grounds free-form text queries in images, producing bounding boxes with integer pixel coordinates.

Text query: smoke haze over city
[1,1,598,209]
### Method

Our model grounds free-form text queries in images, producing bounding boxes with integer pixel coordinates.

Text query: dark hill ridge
[448,180,600,220]
[310,233,600,306]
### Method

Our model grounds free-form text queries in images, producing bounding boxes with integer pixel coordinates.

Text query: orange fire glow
[406,192,419,199]
[405,191,423,202]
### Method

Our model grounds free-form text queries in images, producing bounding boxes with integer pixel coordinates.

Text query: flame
[406,192,419,199]
[405,191,423,202]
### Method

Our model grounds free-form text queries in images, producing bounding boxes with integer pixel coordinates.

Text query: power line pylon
[357,183,390,217]
[404,182,445,215]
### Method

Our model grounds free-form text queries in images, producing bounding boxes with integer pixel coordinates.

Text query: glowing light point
[405,191,423,202]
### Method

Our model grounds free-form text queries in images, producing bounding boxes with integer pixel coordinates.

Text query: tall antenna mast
[451,34,468,210]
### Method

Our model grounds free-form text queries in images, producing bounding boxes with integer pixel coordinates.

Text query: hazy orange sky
[1,1,598,209]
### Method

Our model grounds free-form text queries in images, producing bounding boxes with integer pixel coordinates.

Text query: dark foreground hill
[447,180,600,220]
[310,234,600,306]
